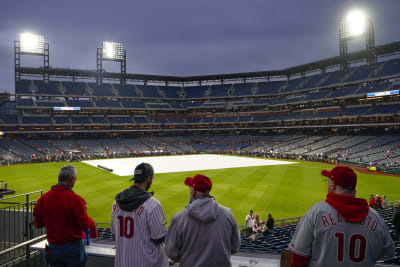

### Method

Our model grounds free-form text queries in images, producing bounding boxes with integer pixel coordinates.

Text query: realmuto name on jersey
[320,212,379,232]
[112,203,144,216]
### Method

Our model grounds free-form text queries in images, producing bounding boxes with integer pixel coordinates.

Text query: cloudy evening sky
[0,0,399,93]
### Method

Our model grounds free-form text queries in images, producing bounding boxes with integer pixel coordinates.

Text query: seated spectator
[369,194,375,208]
[252,214,263,233]
[376,194,382,209]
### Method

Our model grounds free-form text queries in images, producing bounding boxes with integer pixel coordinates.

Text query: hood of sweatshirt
[186,195,219,224]
[115,185,151,212]
[325,192,369,223]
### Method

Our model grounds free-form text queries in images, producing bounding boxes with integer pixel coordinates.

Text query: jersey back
[111,197,168,267]
[289,201,394,267]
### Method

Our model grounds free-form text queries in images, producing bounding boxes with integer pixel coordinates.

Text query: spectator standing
[245,210,254,234]
[382,195,388,209]
[165,174,240,267]
[289,165,394,267]
[111,163,168,267]
[33,165,97,267]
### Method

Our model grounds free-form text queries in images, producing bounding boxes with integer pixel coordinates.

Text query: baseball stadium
[0,1,400,267]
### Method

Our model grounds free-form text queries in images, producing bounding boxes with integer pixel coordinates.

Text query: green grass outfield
[1,158,399,224]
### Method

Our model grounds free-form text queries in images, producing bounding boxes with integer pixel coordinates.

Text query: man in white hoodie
[165,174,240,267]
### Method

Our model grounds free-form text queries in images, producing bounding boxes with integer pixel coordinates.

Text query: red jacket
[33,184,97,244]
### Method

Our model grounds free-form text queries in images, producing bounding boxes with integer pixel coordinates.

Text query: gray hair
[335,184,356,195]
[58,165,77,182]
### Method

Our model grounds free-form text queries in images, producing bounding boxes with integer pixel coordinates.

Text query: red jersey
[369,198,375,208]
[33,184,96,244]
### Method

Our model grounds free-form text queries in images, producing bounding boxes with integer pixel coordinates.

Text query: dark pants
[45,240,87,267]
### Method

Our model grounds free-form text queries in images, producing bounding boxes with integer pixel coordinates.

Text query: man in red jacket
[34,165,97,267]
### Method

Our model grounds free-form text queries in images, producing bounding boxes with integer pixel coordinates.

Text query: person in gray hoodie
[165,174,240,267]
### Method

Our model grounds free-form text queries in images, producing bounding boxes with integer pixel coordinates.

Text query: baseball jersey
[289,201,395,267]
[111,197,168,267]
[245,214,254,228]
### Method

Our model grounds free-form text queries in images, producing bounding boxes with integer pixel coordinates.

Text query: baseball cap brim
[321,169,331,178]
[184,177,194,186]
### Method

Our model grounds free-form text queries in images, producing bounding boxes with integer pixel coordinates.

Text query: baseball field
[1,156,399,225]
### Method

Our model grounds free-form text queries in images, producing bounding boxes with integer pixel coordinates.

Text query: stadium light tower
[339,9,375,70]
[14,32,50,82]
[97,41,126,85]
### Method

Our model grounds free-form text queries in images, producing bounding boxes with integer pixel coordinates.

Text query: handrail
[0,190,43,201]
[0,234,46,256]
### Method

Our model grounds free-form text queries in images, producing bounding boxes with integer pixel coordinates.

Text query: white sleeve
[289,209,314,257]
[380,217,395,260]
[147,202,168,240]
[111,201,117,234]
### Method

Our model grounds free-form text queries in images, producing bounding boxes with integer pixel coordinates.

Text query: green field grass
[1,158,399,225]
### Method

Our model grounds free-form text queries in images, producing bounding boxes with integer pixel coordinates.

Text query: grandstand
[1,13,400,267]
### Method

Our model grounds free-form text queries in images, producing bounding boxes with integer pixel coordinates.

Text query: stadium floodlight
[345,10,366,37]
[102,41,123,60]
[20,32,44,54]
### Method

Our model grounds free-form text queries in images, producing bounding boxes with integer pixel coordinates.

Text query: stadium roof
[17,40,400,84]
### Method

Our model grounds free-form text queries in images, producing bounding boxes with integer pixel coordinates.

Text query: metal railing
[0,191,44,267]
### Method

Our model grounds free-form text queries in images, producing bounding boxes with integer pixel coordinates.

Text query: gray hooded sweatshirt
[165,195,240,267]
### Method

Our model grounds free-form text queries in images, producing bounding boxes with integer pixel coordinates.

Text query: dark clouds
[0,0,399,92]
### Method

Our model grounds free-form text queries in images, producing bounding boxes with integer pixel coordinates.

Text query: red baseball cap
[321,165,357,190]
[184,174,212,193]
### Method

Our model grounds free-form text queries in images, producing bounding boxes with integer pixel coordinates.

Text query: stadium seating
[147,103,171,109]
[370,58,400,79]
[95,100,121,108]
[91,116,108,124]
[209,84,231,97]
[137,85,163,98]
[185,86,209,98]
[282,77,307,93]
[35,81,61,95]
[330,86,359,98]
[16,99,34,107]
[22,116,52,125]
[366,104,400,115]
[36,101,65,107]
[233,83,255,96]
[121,100,146,109]
[256,81,286,95]
[133,116,149,124]
[159,86,182,99]
[15,80,33,95]
[63,82,88,96]
[71,116,91,124]
[53,116,70,124]
[341,106,371,117]
[303,90,330,102]
[66,99,94,108]
[0,114,19,124]
[114,84,140,97]
[88,83,115,97]
[108,116,133,124]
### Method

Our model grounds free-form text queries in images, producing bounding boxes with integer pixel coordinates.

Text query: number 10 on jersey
[118,215,134,238]
[334,232,366,263]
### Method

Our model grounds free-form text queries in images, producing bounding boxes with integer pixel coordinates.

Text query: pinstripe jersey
[111,197,168,267]
[289,201,395,267]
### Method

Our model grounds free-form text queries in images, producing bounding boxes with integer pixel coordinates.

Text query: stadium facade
[0,39,399,170]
